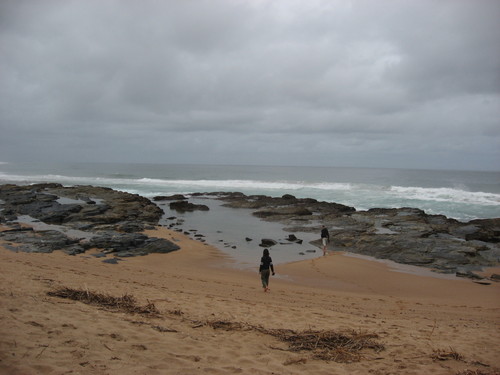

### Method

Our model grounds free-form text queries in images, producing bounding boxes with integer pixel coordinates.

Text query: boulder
[260,238,277,247]
[169,200,209,212]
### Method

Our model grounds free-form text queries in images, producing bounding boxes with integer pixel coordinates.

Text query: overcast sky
[1,0,499,171]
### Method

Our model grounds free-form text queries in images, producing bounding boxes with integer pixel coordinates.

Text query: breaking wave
[1,171,499,209]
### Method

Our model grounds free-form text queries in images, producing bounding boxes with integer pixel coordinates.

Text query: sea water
[1,162,499,221]
[1,162,499,266]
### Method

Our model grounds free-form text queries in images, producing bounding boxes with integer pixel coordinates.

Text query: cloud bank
[1,0,499,170]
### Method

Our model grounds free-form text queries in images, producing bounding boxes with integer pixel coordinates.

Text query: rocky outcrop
[1,185,499,280]
[1,227,80,254]
[86,232,180,257]
[153,194,210,212]
[0,184,179,259]
[207,192,500,279]
[0,184,164,228]
[215,192,355,217]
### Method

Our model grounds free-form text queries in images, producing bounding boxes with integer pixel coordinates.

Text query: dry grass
[432,347,465,362]
[47,287,160,316]
[48,287,385,363]
[206,320,247,331]
[265,328,384,363]
[432,349,500,375]
[204,319,385,363]
[455,370,500,375]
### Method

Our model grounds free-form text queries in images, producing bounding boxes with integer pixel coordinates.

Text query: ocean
[1,162,499,221]
[1,162,499,267]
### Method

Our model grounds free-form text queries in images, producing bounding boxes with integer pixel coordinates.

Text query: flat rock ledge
[0,184,179,259]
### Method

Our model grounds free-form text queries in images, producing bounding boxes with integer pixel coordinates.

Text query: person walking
[259,248,275,292]
[321,225,330,256]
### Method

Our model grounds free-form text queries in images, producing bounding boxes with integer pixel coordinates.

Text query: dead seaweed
[206,320,384,363]
[46,288,385,363]
[47,287,160,316]
[432,347,465,362]
[432,348,499,373]
[265,329,385,363]
[206,320,247,331]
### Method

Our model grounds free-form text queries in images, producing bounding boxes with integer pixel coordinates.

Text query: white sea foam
[137,178,354,192]
[390,186,500,206]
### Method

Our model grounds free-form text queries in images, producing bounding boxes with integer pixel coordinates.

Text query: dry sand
[1,226,499,375]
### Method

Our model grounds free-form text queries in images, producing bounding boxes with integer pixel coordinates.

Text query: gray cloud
[1,0,499,170]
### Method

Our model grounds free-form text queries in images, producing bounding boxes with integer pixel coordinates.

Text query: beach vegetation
[47,286,160,316]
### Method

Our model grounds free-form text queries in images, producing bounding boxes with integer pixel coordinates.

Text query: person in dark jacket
[259,248,275,292]
[321,225,330,256]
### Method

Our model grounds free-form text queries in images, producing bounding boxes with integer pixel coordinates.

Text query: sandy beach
[1,226,499,375]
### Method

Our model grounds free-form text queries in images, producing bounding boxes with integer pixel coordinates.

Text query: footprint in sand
[310,259,321,274]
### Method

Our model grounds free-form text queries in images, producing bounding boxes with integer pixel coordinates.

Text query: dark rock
[0,226,34,233]
[63,245,86,256]
[473,281,491,285]
[0,229,78,253]
[456,271,484,280]
[76,203,109,217]
[115,250,148,257]
[143,238,180,254]
[102,258,121,264]
[260,238,277,247]
[89,232,180,255]
[169,200,209,212]
[0,184,163,230]
[464,218,500,243]
[153,194,187,201]
[88,232,149,252]
[115,222,145,233]
[0,183,183,259]
[254,207,313,218]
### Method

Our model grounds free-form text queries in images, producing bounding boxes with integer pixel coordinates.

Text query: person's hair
[263,248,269,257]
